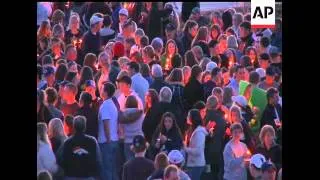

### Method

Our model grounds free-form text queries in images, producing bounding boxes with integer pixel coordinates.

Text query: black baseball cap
[261,161,277,173]
[132,135,147,152]
[116,75,132,85]
[43,66,55,77]
[266,67,275,76]
[85,80,96,88]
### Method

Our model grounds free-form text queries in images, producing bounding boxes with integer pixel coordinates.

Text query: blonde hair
[67,13,80,31]
[51,9,65,26]
[118,56,130,68]
[48,118,66,139]
[259,125,276,144]
[229,105,242,123]
[206,95,218,110]
[37,122,50,145]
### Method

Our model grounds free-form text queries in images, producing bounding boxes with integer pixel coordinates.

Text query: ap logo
[251,0,275,28]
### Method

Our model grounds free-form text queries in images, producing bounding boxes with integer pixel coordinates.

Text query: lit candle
[65,2,70,9]
[247,150,251,156]
[78,39,83,48]
[72,39,77,47]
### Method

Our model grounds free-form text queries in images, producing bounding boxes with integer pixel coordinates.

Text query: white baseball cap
[90,15,103,25]
[168,150,184,164]
[119,8,129,17]
[255,68,266,79]
[250,154,266,169]
[231,95,248,107]
[206,62,217,73]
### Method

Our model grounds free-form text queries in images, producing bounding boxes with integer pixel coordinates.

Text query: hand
[160,135,167,143]
[155,140,161,149]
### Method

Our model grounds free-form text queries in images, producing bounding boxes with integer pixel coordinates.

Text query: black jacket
[81,30,101,58]
[203,80,217,101]
[149,77,172,94]
[204,109,226,164]
[37,105,53,124]
[148,6,172,40]
[184,78,205,111]
[58,133,101,178]
[151,126,183,155]
[75,105,98,139]
[180,32,193,57]
[240,120,257,153]
[170,82,187,132]
[240,32,255,54]
[261,104,282,131]
[193,41,210,58]
[181,2,200,22]
[256,143,282,170]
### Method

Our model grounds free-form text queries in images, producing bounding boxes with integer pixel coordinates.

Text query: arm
[118,110,143,124]
[223,144,244,170]
[103,120,111,142]
[185,132,205,156]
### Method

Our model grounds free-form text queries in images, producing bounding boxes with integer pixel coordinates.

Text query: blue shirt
[228,78,239,96]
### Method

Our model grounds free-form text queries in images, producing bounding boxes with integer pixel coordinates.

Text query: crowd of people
[37,2,282,180]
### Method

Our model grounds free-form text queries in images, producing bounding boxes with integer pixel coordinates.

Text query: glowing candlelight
[224,114,228,119]
[229,61,233,67]
[65,2,70,8]
[78,39,83,48]
[247,150,251,156]
[72,39,77,47]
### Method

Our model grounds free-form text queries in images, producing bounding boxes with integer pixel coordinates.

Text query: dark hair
[221,67,228,74]
[167,68,183,83]
[260,36,270,48]
[244,13,251,22]
[267,87,278,101]
[158,112,182,139]
[208,40,219,49]
[84,53,97,69]
[145,88,159,111]
[74,115,86,133]
[130,51,143,63]
[80,91,92,106]
[42,55,53,66]
[210,24,221,40]
[111,60,120,67]
[165,23,176,32]
[240,21,251,31]
[190,65,202,80]
[55,63,68,82]
[164,165,179,178]
[184,50,198,67]
[128,61,140,73]
[45,87,58,104]
[125,37,136,47]
[231,122,243,132]
[222,10,233,31]
[140,35,149,48]
[65,44,76,54]
[37,64,43,79]
[79,66,94,86]
[235,64,245,73]
[172,54,182,68]
[211,67,221,77]
[125,95,138,108]
[193,101,205,110]
[103,82,116,97]
[56,59,67,65]
[240,55,252,67]
[259,53,270,61]
[226,27,236,37]
[183,20,198,35]
[64,71,77,83]
[249,71,260,85]
[103,14,112,27]
[65,82,78,95]
[189,109,203,129]
[65,115,74,127]
[140,63,150,77]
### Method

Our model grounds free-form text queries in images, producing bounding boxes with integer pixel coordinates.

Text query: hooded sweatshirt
[121,108,145,143]
[185,126,208,167]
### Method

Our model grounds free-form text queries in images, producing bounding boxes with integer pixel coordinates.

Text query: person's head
[212,87,224,106]
[43,66,55,84]
[140,63,150,78]
[260,125,276,148]
[168,150,185,168]
[194,101,206,120]
[118,56,129,70]
[90,15,103,32]
[142,45,155,63]
[225,48,237,67]
[42,55,53,66]
[183,20,198,38]
[155,152,169,170]
[190,7,201,20]
[165,39,178,57]
[249,154,267,178]
[37,122,49,144]
[167,68,183,83]
[190,65,202,82]
[50,37,63,55]
[119,8,129,23]
[151,64,163,78]
[84,53,97,71]
[245,46,258,64]
[63,82,77,101]
[222,10,233,31]
[84,80,97,97]
[127,61,140,77]
[159,112,181,134]
[184,50,198,67]
[117,75,132,94]
[234,65,246,82]
[140,35,149,48]
[122,19,135,38]
[131,135,148,154]
[171,54,182,68]
[182,66,191,85]
[48,118,66,139]
[221,67,230,86]
[165,23,177,40]
[249,71,260,85]
[63,115,74,135]
[230,105,242,123]
[191,46,204,62]
[51,9,65,26]
[227,8,236,16]
[134,28,145,46]
[65,71,78,85]
[226,27,236,37]
[151,37,164,56]
[73,115,86,133]
[37,20,51,39]
[52,23,65,40]
[201,71,211,84]
[212,11,222,24]
[192,26,209,47]
[79,91,92,107]
[124,37,136,55]
[240,21,251,38]
[208,39,220,57]
[187,109,203,128]
[101,82,116,100]
[218,34,228,54]
[267,87,279,106]
[45,87,58,105]
[199,57,211,72]
[210,24,221,41]
[223,86,233,105]
[211,67,222,86]
[261,161,277,180]
[145,89,159,109]
[39,37,50,52]
[65,44,77,61]
[80,66,93,84]
[259,53,270,70]
[102,14,112,28]
[113,41,125,59]
[233,13,244,27]
[164,165,179,180]
[265,66,275,84]
[68,13,80,31]
[125,95,138,108]
[37,170,52,180]
[227,35,238,49]
[159,87,172,103]
[240,55,252,67]
[244,13,251,22]
[230,122,243,141]
[260,36,270,49]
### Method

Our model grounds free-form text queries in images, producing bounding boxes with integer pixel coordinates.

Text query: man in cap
[128,62,149,105]
[189,7,209,27]
[249,154,266,180]
[168,150,191,180]
[43,65,55,88]
[258,67,280,91]
[118,8,129,34]
[269,46,282,71]
[84,80,103,113]
[122,135,155,180]
[82,14,104,57]
[261,161,277,180]
[259,53,271,70]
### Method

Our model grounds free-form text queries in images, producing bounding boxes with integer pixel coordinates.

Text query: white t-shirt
[98,98,119,143]
[131,73,149,105]
[230,141,248,158]
[117,90,144,111]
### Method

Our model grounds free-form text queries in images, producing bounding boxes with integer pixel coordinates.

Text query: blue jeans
[187,166,205,180]
[124,143,134,162]
[99,141,119,180]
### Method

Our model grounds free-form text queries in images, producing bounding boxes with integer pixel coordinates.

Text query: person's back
[76,105,98,139]
[150,77,171,94]
[122,108,144,144]
[184,78,205,110]
[123,156,155,180]
[60,102,80,116]
[131,73,149,104]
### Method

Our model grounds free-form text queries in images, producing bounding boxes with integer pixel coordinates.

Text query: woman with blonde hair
[48,118,67,155]
[37,20,52,42]
[37,123,58,175]
[65,13,84,46]
[256,125,282,170]
[52,23,65,40]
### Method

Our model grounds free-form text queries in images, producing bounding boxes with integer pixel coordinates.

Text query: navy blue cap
[132,135,146,152]
[266,67,275,76]
[43,66,55,77]
[59,80,70,87]
[85,80,96,88]
[261,161,276,172]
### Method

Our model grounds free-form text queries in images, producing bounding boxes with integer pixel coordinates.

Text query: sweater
[37,141,58,174]
[185,126,208,167]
